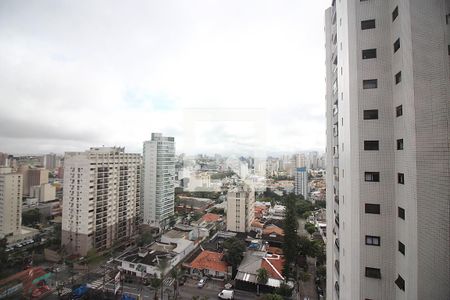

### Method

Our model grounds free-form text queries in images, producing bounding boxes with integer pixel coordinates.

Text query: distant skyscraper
[142,133,175,227]
[325,1,450,299]
[294,167,308,199]
[62,147,141,255]
[295,153,306,168]
[0,167,22,237]
[226,184,255,233]
[43,153,57,170]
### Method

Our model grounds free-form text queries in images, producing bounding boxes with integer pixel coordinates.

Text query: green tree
[256,268,269,295]
[150,276,162,300]
[282,197,299,279]
[223,237,246,275]
[138,232,154,247]
[170,267,185,299]
[157,258,169,300]
[316,265,326,281]
[304,222,316,235]
[274,282,293,297]
[261,294,283,300]
[22,208,41,226]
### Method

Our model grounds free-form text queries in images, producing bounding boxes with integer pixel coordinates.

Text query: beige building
[18,166,49,196]
[62,147,141,256]
[0,167,22,237]
[30,183,56,203]
[226,184,255,233]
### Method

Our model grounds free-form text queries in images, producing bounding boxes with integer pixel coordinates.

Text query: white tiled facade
[226,184,255,233]
[62,147,141,255]
[142,133,175,227]
[325,1,450,299]
[294,167,308,199]
[0,167,22,237]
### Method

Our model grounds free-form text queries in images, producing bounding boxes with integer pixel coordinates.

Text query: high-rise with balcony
[61,147,141,256]
[0,167,22,237]
[325,1,450,299]
[226,184,255,233]
[142,133,175,227]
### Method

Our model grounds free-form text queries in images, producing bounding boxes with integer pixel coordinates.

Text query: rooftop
[189,250,229,273]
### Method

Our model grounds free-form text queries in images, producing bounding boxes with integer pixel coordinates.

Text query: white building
[325,1,450,299]
[294,167,308,199]
[142,133,175,227]
[30,183,56,203]
[0,167,22,237]
[226,184,255,233]
[43,153,57,170]
[62,147,141,256]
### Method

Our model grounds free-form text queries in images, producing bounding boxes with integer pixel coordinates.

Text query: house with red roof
[187,250,231,280]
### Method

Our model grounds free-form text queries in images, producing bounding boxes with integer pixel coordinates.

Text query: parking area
[178,278,258,300]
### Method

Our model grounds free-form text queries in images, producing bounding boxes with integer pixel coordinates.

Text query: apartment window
[365,235,381,246]
[398,241,405,255]
[392,6,399,21]
[365,172,380,182]
[395,275,405,291]
[363,79,378,89]
[396,105,403,117]
[394,38,401,53]
[363,109,378,120]
[395,71,402,84]
[398,207,405,220]
[362,48,377,59]
[398,173,405,184]
[397,139,404,150]
[365,203,380,214]
[365,267,381,279]
[364,140,379,150]
[448,45,450,55]
[361,19,376,30]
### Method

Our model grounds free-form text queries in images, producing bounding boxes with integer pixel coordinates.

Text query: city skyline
[0,1,328,155]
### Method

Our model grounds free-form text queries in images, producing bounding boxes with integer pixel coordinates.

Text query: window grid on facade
[365,235,381,246]
[365,267,381,279]
[398,207,405,220]
[365,203,380,214]
[365,172,380,182]
[395,275,405,291]
[392,6,399,21]
[398,241,405,255]
[362,48,377,59]
[363,109,378,120]
[397,139,404,150]
[394,38,401,53]
[398,173,405,184]
[396,105,403,117]
[395,71,402,84]
[363,79,378,89]
[361,19,376,30]
[364,140,379,151]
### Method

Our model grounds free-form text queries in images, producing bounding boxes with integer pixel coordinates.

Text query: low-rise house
[187,250,231,280]
[262,225,284,248]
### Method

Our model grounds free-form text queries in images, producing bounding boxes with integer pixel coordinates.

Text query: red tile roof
[261,255,285,280]
[190,250,229,273]
[200,213,221,223]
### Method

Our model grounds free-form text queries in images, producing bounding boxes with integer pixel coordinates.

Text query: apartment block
[226,184,255,233]
[142,133,176,227]
[0,167,22,237]
[294,167,308,199]
[62,147,141,256]
[325,1,450,299]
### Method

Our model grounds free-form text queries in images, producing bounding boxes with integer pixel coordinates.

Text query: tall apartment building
[18,166,49,196]
[0,167,22,237]
[325,1,450,299]
[294,167,308,199]
[43,153,57,170]
[142,133,175,227]
[226,184,255,233]
[62,147,141,256]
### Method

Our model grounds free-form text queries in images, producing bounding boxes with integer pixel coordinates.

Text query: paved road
[178,279,258,300]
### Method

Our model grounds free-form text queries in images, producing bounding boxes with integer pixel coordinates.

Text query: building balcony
[335,215,339,227]
[335,281,340,298]
[334,195,339,204]
[335,238,340,250]
[335,259,340,274]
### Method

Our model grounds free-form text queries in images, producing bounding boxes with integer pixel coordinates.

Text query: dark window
[392,6,399,21]
[448,45,450,55]
[364,140,379,150]
[395,275,405,291]
[365,172,380,182]
[364,109,378,120]
[363,79,378,89]
[365,203,380,214]
[365,267,381,279]
[398,207,405,220]
[396,105,403,117]
[397,139,404,150]
[395,72,402,84]
[361,19,376,30]
[365,235,381,246]
[394,38,401,53]
[398,241,405,255]
[362,48,377,59]
[398,173,405,184]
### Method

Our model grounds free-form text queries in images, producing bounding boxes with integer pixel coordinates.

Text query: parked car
[197,277,207,288]
[218,290,234,299]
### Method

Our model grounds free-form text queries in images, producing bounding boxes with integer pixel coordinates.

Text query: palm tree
[157,258,169,300]
[150,276,162,300]
[170,267,185,299]
[256,268,269,295]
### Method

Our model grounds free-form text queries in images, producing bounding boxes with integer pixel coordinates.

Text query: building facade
[325,1,450,299]
[62,147,141,256]
[226,184,255,233]
[294,167,308,199]
[142,133,175,227]
[43,154,57,170]
[0,167,22,237]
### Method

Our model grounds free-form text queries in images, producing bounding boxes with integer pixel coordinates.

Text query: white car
[218,290,234,299]
[197,277,207,288]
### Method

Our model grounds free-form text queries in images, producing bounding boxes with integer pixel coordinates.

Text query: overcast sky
[0,0,329,156]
